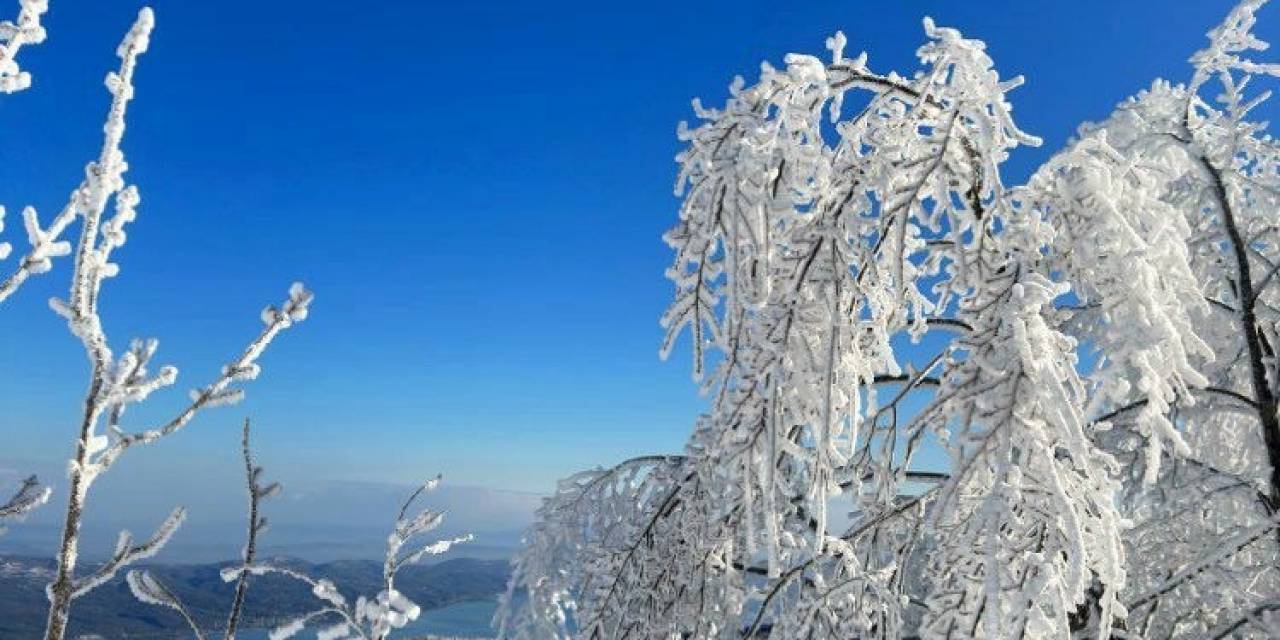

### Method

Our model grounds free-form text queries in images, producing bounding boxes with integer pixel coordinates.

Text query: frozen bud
[117,185,140,210]
[103,71,124,96]
[280,282,313,322]
[825,30,847,62]
[256,482,281,500]
[288,281,309,302]
[118,7,154,58]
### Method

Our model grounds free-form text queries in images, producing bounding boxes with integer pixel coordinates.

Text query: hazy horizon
[0,469,539,562]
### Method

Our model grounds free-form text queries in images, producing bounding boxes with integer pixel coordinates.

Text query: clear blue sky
[0,0,1259,505]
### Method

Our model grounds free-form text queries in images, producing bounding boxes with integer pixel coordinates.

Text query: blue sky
[0,0,1260,525]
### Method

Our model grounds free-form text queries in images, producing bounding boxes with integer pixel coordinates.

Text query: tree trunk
[43,378,103,640]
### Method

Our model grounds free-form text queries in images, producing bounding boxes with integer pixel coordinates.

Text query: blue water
[409,600,497,637]
[235,599,497,638]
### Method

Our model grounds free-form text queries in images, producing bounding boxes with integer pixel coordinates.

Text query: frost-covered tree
[125,420,471,640]
[498,2,1280,638]
[0,5,312,639]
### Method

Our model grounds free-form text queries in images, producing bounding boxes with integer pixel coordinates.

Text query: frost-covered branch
[0,203,74,306]
[126,570,205,640]
[0,474,51,533]
[1126,513,1280,612]
[1209,602,1280,639]
[28,9,313,640]
[94,283,314,472]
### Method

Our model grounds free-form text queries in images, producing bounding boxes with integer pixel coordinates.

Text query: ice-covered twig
[224,418,278,640]
[1191,0,1280,94]
[52,7,152,364]
[0,475,51,531]
[0,205,73,306]
[125,570,205,640]
[0,0,48,94]
[69,506,185,600]
[386,476,471,573]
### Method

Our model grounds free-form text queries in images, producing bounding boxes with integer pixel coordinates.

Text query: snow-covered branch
[69,506,185,600]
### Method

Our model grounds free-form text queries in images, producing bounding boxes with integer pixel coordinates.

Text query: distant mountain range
[0,475,542,564]
[0,476,541,564]
[0,555,510,639]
